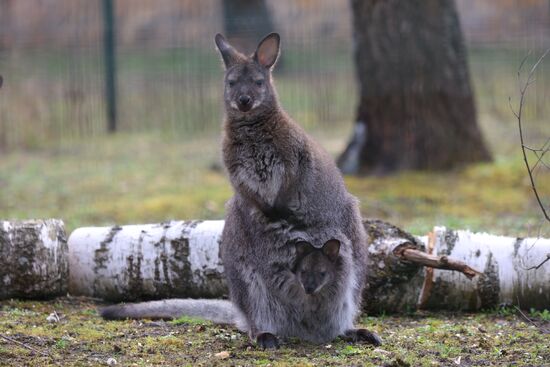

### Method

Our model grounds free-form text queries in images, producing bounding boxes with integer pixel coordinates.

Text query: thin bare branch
[508,97,519,119]
[518,50,533,75]
[529,48,550,76]
[525,253,550,271]
[532,150,550,171]
[513,49,550,223]
[522,143,550,152]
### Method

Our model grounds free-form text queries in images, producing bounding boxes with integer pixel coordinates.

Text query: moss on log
[0,219,68,299]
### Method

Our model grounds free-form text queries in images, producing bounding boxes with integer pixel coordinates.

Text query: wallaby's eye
[228,81,236,88]
[255,80,264,87]
[320,272,326,277]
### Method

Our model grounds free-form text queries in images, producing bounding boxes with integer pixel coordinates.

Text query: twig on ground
[514,299,549,334]
[0,334,49,356]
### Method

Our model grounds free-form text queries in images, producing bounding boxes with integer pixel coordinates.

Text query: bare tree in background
[510,50,550,226]
[339,0,491,175]
[221,0,275,53]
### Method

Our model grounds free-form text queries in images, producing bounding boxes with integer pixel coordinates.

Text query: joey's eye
[255,80,264,87]
[228,81,236,87]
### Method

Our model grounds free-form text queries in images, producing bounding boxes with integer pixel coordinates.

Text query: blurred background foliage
[0,0,549,235]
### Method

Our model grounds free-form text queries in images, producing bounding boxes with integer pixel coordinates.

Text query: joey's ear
[254,33,280,69]
[295,241,314,257]
[322,239,340,261]
[214,33,240,69]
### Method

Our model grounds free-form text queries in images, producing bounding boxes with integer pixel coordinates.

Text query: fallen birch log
[68,221,227,302]
[364,222,550,312]
[67,220,550,312]
[0,219,68,299]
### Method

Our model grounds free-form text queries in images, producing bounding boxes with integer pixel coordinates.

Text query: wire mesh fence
[0,0,358,151]
[0,1,549,151]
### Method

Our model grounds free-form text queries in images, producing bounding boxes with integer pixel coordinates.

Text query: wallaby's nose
[304,282,317,294]
[239,95,251,106]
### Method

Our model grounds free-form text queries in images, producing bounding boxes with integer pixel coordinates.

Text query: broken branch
[394,247,482,279]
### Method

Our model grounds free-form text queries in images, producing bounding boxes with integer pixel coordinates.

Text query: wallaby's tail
[100,299,235,324]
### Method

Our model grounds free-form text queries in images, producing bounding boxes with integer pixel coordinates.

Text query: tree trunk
[0,0,14,50]
[0,220,68,299]
[338,0,491,174]
[0,0,12,150]
[66,220,550,312]
[221,0,275,54]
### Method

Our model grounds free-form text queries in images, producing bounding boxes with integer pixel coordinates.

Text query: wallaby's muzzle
[237,94,253,112]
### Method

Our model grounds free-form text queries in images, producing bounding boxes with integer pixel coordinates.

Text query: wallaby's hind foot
[256,332,280,349]
[343,329,382,346]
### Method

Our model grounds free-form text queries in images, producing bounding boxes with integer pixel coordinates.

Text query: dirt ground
[0,297,548,367]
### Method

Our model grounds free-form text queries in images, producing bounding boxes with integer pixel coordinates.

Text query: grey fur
[217,33,372,345]
[100,299,235,325]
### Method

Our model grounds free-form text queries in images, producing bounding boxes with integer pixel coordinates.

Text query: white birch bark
[66,220,550,311]
[0,219,68,299]
[68,221,227,302]
[417,227,550,311]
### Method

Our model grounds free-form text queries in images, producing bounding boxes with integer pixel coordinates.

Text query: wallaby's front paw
[256,332,280,349]
[344,328,382,346]
[288,282,305,299]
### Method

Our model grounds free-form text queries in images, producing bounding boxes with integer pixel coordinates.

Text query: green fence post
[103,0,117,133]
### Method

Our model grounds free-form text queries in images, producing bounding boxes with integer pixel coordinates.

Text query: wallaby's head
[214,33,280,117]
[294,239,341,295]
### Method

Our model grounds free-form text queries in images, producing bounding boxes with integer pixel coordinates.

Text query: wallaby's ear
[254,33,280,69]
[322,239,340,262]
[295,241,314,258]
[215,33,239,69]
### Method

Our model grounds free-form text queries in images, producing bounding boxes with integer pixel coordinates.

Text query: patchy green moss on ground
[0,298,548,366]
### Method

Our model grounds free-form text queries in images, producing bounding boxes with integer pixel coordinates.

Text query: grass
[0,298,548,366]
[0,129,548,237]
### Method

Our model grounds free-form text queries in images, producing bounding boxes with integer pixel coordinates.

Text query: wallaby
[100,33,380,349]
[293,240,341,295]
[217,32,380,348]
[291,240,380,345]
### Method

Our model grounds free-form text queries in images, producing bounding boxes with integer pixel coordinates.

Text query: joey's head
[294,240,341,295]
[214,33,280,118]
